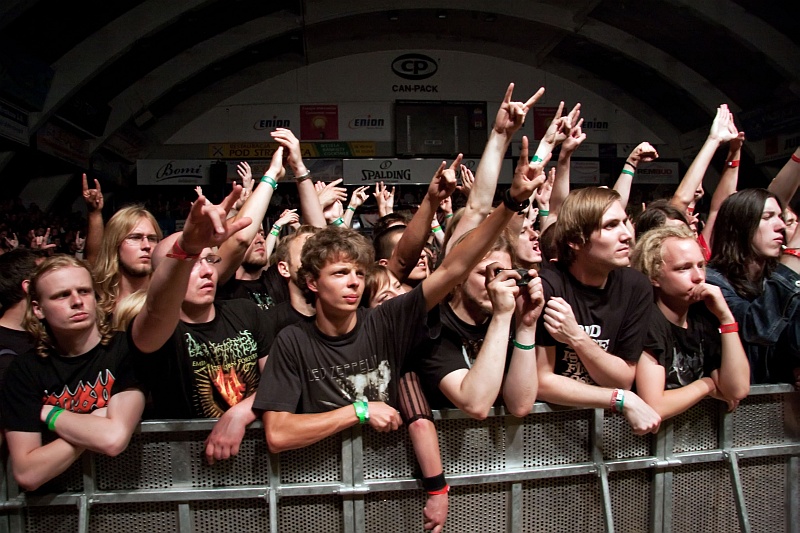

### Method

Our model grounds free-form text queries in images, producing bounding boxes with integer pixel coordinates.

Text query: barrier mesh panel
[447,482,507,533]
[25,505,78,533]
[672,399,718,453]
[188,428,270,487]
[97,433,172,490]
[438,417,506,474]
[280,434,341,484]
[610,470,650,533]
[89,502,176,533]
[740,456,789,533]
[603,411,652,459]
[732,393,791,447]
[522,475,603,531]
[672,463,739,532]
[192,498,270,532]
[362,423,417,480]
[364,489,428,532]
[523,409,590,467]
[279,495,342,532]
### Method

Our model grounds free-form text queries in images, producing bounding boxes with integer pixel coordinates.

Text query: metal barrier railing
[1,384,798,533]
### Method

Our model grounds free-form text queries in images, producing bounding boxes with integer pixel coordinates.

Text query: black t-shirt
[415,302,512,409]
[215,265,288,310]
[260,301,315,354]
[643,303,722,389]
[536,264,652,384]
[254,284,437,414]
[1,331,143,433]
[0,326,35,428]
[137,299,271,419]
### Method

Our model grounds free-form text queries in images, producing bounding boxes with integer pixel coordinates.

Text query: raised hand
[373,181,395,216]
[348,186,370,210]
[534,167,555,208]
[32,229,57,251]
[627,142,659,166]
[493,83,545,138]
[181,187,252,254]
[270,128,306,176]
[708,104,737,144]
[81,174,103,212]
[512,136,549,201]
[4,233,19,250]
[561,120,585,158]
[427,154,462,202]
[456,164,475,198]
[194,186,204,198]
[276,208,300,227]
[236,161,254,192]
[317,179,348,209]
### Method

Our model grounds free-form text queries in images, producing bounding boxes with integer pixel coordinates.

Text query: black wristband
[422,472,447,492]
[502,189,530,215]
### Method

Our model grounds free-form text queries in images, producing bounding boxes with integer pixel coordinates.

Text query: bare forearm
[570,336,635,388]
[537,371,614,409]
[502,326,538,417]
[672,137,718,211]
[298,179,326,228]
[6,433,84,491]
[264,407,357,453]
[640,378,714,420]
[449,314,513,417]
[768,147,800,205]
[716,335,750,401]
[390,196,436,281]
[408,419,443,476]
[551,151,571,215]
[84,211,104,265]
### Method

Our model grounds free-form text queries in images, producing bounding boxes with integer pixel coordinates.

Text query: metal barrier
[1,384,798,533]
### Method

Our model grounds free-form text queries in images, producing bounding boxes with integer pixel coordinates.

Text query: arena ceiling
[0,0,798,197]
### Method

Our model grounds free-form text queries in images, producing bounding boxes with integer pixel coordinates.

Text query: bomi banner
[137,160,211,185]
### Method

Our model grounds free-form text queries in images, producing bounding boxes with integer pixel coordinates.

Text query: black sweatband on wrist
[422,472,447,492]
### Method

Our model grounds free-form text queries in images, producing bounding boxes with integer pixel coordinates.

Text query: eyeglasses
[124,233,160,245]
[197,254,222,265]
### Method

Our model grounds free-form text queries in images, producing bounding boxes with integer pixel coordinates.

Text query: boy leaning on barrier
[534,187,662,435]
[0,191,250,490]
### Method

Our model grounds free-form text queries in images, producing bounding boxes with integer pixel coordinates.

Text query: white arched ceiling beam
[142,33,681,155]
[668,0,800,84]
[27,0,217,134]
[142,57,304,157]
[0,0,38,31]
[89,10,301,154]
[307,0,735,114]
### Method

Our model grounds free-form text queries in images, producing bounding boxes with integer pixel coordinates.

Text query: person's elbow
[96,425,135,457]
[458,400,492,420]
[14,469,47,492]
[264,421,292,454]
[503,395,535,418]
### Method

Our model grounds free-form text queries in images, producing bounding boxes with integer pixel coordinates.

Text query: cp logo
[391,54,438,80]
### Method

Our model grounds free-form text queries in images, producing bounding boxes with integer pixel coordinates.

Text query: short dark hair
[634,199,690,237]
[554,187,621,266]
[373,225,406,261]
[298,227,374,303]
[0,249,41,313]
[372,213,410,238]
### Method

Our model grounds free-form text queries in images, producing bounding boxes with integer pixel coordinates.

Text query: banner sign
[635,161,680,184]
[751,132,800,164]
[137,160,211,185]
[0,99,29,145]
[208,141,376,159]
[36,122,90,167]
[342,158,514,186]
[300,105,339,140]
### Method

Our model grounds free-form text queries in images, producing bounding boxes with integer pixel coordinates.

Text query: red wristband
[791,154,800,164]
[427,485,450,495]
[166,239,200,261]
[719,322,739,334]
[726,159,740,168]
[610,389,620,413]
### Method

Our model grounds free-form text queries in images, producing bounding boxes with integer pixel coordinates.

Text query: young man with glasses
[134,188,274,464]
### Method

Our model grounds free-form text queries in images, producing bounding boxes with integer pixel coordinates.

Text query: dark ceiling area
[0,0,798,201]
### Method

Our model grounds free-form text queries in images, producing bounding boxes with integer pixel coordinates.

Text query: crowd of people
[1,83,799,533]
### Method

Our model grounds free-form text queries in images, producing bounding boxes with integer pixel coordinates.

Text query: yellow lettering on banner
[349,142,377,157]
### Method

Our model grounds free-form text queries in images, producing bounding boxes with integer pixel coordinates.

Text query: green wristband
[347,205,357,212]
[269,229,280,237]
[531,155,544,163]
[445,213,454,219]
[512,339,536,350]
[46,406,65,431]
[331,217,345,227]
[353,401,369,424]
[261,175,278,189]
[620,169,635,177]
[538,209,549,217]
[431,225,443,233]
